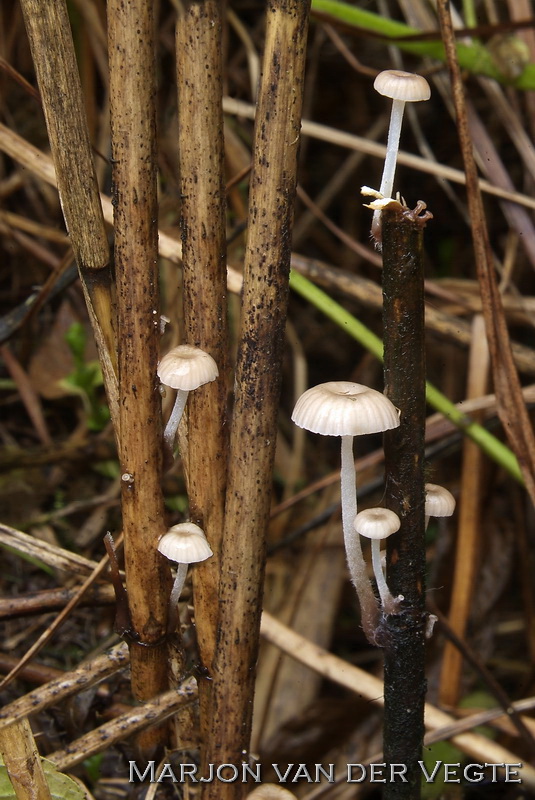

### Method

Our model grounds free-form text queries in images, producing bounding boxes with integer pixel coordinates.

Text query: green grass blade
[289,269,523,483]
[310,0,535,90]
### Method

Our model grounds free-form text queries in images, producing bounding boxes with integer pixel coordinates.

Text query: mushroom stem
[167,562,188,632]
[371,539,389,604]
[370,539,399,613]
[170,562,189,606]
[163,389,189,454]
[371,98,406,241]
[340,436,379,638]
[380,98,406,199]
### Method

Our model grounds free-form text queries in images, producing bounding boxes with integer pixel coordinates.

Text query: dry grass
[1,1,535,798]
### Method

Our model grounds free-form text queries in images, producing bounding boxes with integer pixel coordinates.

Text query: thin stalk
[207,2,311,796]
[162,390,188,454]
[371,539,394,610]
[19,0,118,429]
[340,436,379,640]
[169,564,188,608]
[381,203,429,800]
[108,0,170,755]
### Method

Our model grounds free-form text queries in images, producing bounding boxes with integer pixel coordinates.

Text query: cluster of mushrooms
[292,382,455,643]
[155,345,219,610]
[153,70,455,641]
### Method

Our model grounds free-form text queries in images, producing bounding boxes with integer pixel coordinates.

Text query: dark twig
[381,200,432,799]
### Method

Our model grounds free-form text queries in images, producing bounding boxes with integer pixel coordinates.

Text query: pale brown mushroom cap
[157,344,218,391]
[425,483,456,518]
[291,381,399,437]
[354,507,401,540]
[157,522,213,563]
[374,69,431,102]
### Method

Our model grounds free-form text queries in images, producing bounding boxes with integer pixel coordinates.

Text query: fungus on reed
[354,507,401,615]
[424,482,456,529]
[157,522,213,611]
[157,344,218,456]
[369,69,430,246]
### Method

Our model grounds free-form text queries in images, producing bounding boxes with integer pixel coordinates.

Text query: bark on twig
[381,201,431,800]
[175,1,229,750]
[108,0,170,755]
[206,2,311,796]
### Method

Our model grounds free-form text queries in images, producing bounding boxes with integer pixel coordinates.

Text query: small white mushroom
[157,522,213,610]
[354,507,401,614]
[292,381,399,640]
[424,483,456,530]
[157,344,218,456]
[371,69,430,245]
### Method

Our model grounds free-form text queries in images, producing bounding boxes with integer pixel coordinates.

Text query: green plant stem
[208,2,311,795]
[310,0,535,90]
[381,204,429,800]
[289,270,523,482]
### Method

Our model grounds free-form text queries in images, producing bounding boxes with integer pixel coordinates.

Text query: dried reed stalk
[439,315,489,706]
[206,1,311,795]
[0,718,52,800]
[19,0,118,427]
[437,0,535,506]
[108,0,170,755]
[175,0,229,709]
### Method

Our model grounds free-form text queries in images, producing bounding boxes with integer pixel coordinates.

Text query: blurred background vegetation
[1,0,535,798]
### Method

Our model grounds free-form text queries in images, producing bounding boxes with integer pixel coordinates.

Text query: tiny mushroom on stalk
[158,522,213,613]
[370,69,431,245]
[291,381,399,640]
[157,344,218,456]
[425,482,456,530]
[354,507,401,615]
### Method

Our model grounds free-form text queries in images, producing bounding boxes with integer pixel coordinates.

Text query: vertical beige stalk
[439,315,489,707]
[108,0,170,754]
[19,0,118,427]
[0,718,52,800]
[206,2,311,795]
[175,0,229,673]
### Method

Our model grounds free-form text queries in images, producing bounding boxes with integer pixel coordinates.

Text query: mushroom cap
[247,786,297,800]
[157,522,213,564]
[157,345,218,391]
[425,483,456,518]
[291,381,400,437]
[353,507,401,540]
[374,69,431,102]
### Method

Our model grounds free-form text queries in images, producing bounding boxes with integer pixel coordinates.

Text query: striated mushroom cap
[157,345,218,391]
[157,522,213,564]
[291,381,399,437]
[354,507,401,540]
[425,483,456,518]
[374,69,431,102]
